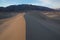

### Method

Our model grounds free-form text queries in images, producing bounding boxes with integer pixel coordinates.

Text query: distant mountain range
[0,4,56,12]
[55,8,60,11]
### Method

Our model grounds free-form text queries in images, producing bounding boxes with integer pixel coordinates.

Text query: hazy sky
[0,0,60,8]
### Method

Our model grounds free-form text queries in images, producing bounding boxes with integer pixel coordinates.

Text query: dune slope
[0,13,26,40]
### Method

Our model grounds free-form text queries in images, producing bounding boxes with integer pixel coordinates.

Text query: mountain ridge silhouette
[0,4,55,12]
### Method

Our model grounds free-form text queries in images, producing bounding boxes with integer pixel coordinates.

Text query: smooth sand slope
[0,13,26,40]
[25,12,60,40]
[0,11,60,40]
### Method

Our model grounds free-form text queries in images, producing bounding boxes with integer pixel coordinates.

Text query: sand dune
[25,12,60,40]
[0,13,26,40]
[0,11,60,40]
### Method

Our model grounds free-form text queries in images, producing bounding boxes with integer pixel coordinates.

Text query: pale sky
[0,0,60,8]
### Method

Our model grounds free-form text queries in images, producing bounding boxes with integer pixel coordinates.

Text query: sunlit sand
[0,13,26,40]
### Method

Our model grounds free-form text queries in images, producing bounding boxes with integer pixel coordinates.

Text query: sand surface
[0,13,26,40]
[0,12,60,40]
[25,13,60,40]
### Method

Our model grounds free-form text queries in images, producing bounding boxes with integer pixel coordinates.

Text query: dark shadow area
[24,12,60,40]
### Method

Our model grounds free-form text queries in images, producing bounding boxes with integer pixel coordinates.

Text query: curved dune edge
[0,13,26,40]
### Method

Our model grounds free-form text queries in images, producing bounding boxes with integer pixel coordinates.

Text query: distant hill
[0,4,55,12]
[56,8,60,11]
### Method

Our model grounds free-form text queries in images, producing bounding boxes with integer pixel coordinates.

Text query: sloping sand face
[0,13,26,40]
